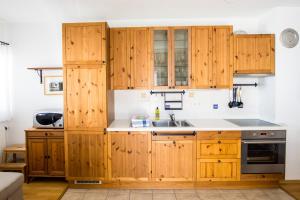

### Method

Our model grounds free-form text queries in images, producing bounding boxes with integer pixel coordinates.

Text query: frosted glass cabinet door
[174,29,189,87]
[153,30,169,87]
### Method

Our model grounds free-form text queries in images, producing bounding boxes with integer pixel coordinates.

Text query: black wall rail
[233,83,258,87]
[0,41,10,45]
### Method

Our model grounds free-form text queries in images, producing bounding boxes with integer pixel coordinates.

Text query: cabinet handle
[169,86,172,89]
[218,160,221,163]
[214,86,217,88]
[218,140,221,144]
[131,87,134,89]
[128,132,131,135]
[218,131,222,134]
[127,86,130,89]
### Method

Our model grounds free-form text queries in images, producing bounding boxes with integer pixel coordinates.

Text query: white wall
[257,7,300,180]
[6,22,63,145]
[114,77,261,120]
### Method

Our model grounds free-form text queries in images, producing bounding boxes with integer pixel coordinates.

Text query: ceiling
[0,0,300,22]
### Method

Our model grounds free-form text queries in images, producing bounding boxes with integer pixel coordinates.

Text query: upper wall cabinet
[63,23,107,64]
[191,26,233,88]
[110,28,151,89]
[151,27,191,89]
[234,34,275,75]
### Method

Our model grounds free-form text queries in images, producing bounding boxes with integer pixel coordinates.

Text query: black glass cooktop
[225,119,280,127]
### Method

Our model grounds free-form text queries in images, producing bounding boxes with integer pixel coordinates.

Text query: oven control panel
[242,130,286,139]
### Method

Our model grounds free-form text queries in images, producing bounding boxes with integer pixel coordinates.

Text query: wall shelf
[27,67,63,84]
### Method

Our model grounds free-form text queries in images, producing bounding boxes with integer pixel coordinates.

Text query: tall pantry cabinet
[63,22,114,181]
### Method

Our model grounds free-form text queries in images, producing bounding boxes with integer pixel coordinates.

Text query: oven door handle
[242,140,286,144]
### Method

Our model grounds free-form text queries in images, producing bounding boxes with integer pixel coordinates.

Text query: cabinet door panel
[197,140,241,159]
[65,131,107,180]
[256,36,274,73]
[27,138,47,175]
[47,138,65,176]
[130,28,151,89]
[152,140,195,181]
[197,159,240,181]
[213,27,233,88]
[173,28,191,88]
[64,24,105,64]
[191,27,213,88]
[110,29,130,89]
[65,65,106,130]
[152,29,171,88]
[108,132,151,181]
[234,36,256,73]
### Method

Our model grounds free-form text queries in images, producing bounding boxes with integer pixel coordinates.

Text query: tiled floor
[61,188,295,200]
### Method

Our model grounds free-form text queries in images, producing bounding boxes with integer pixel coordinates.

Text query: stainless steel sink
[152,120,177,127]
[152,120,193,127]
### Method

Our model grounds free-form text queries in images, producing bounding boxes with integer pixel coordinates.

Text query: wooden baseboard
[68,180,279,189]
[280,180,300,184]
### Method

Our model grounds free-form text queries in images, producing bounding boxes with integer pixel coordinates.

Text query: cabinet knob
[218,160,221,163]
[45,132,48,136]
[127,87,130,89]
[218,131,221,134]
[218,140,221,144]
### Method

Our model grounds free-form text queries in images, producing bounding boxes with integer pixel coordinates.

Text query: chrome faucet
[169,114,175,122]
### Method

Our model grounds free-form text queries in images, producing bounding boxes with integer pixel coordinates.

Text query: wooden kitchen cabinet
[63,23,107,65]
[151,133,196,181]
[64,64,107,130]
[25,129,65,177]
[196,131,241,181]
[234,34,275,74]
[197,158,240,181]
[63,22,113,181]
[191,26,233,88]
[110,28,151,89]
[65,131,107,180]
[108,132,151,181]
[151,27,191,89]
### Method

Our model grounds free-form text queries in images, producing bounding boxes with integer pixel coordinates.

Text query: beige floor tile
[130,193,152,200]
[107,193,130,200]
[197,191,224,200]
[152,189,174,194]
[108,189,131,195]
[241,189,271,200]
[263,189,294,199]
[175,193,200,200]
[87,189,109,194]
[83,192,107,200]
[61,192,85,200]
[130,189,153,194]
[153,193,176,200]
[174,189,197,194]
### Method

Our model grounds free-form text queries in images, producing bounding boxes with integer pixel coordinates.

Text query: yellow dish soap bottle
[155,107,160,121]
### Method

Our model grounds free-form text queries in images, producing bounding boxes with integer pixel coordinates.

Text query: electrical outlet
[213,104,218,109]
[189,92,194,98]
[141,92,147,99]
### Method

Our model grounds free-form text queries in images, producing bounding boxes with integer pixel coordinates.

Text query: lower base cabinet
[26,129,65,178]
[108,132,151,181]
[65,131,107,180]
[151,133,196,181]
[197,158,240,181]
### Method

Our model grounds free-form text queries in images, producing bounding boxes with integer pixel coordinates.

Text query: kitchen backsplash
[114,77,261,120]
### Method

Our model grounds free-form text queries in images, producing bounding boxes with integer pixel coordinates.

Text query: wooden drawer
[26,131,64,138]
[197,131,241,140]
[197,139,241,159]
[152,132,196,141]
[197,158,240,181]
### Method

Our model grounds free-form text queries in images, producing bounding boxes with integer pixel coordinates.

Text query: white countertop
[107,119,287,132]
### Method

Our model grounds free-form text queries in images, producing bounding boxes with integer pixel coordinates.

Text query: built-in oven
[241,130,286,174]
